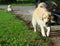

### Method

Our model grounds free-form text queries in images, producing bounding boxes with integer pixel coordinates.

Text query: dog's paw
[47,34,50,37]
[34,31,36,32]
[42,35,46,37]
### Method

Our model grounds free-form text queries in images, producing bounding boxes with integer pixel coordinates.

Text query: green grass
[0,10,51,46]
[0,3,35,6]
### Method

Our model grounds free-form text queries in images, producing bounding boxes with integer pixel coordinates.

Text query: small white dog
[32,2,51,37]
[7,5,12,12]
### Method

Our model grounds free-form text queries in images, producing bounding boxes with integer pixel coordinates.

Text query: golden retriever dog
[32,2,51,37]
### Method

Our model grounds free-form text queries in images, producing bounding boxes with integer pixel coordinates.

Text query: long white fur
[32,2,51,37]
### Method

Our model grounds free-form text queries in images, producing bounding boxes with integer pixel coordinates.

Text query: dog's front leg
[46,27,50,37]
[40,26,46,37]
[32,17,36,32]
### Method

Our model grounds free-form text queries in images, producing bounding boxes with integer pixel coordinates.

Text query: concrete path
[0,6,60,46]
[0,6,35,15]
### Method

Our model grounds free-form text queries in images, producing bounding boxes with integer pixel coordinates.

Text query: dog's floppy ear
[48,12,52,18]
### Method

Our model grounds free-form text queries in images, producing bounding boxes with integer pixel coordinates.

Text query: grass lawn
[0,10,51,46]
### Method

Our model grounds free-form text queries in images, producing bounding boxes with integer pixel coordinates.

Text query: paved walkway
[0,6,60,46]
[0,6,35,15]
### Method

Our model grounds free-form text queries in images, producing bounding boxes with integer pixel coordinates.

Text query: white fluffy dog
[7,5,12,12]
[32,2,51,37]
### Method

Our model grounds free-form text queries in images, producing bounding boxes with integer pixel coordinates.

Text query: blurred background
[0,0,60,6]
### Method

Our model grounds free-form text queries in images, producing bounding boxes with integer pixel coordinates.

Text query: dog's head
[8,5,11,8]
[43,12,51,24]
[38,2,46,8]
